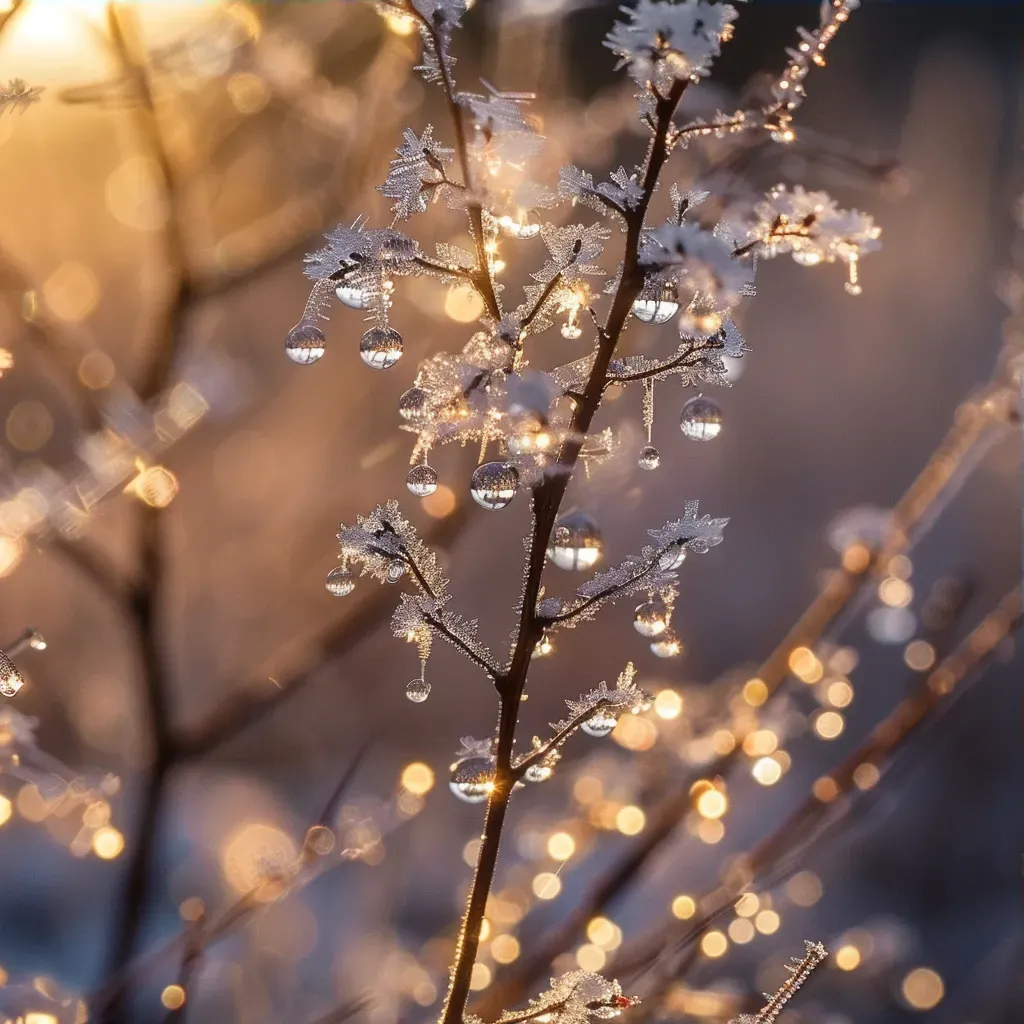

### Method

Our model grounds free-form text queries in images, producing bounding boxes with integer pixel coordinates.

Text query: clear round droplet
[385,560,407,584]
[634,598,669,637]
[560,321,583,340]
[406,678,431,703]
[680,394,723,441]
[285,323,326,365]
[359,326,403,370]
[325,566,355,597]
[498,212,541,239]
[632,283,680,325]
[524,763,553,782]
[470,462,519,510]
[28,629,46,651]
[335,282,371,309]
[581,710,618,738]
[650,631,682,658]
[406,464,438,497]
[657,543,687,571]
[449,756,495,803]
[399,386,430,422]
[548,511,603,571]
[638,444,661,470]
[0,651,24,697]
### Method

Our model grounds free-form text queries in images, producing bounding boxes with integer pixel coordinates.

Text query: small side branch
[521,273,563,330]
[423,610,501,679]
[511,698,617,781]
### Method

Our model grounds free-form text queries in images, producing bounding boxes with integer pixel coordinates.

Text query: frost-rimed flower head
[605,0,740,89]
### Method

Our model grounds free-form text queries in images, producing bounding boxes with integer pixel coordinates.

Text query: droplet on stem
[631,283,680,325]
[359,326,403,369]
[547,511,603,571]
[285,323,326,365]
[449,757,495,802]
[581,709,618,738]
[470,463,519,510]
[634,598,669,637]
[680,394,723,440]
[406,464,438,497]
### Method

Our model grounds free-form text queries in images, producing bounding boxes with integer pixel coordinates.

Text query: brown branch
[440,74,691,1024]
[521,273,563,330]
[511,696,619,781]
[476,381,1015,1016]
[625,585,1021,995]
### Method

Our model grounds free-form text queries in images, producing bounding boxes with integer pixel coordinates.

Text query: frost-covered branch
[0,78,42,115]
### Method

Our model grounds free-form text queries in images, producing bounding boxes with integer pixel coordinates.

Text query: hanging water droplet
[0,650,24,697]
[650,631,683,658]
[285,323,326,365]
[791,250,822,267]
[28,630,46,651]
[406,464,438,497]
[405,678,431,703]
[449,757,495,802]
[524,762,553,782]
[638,445,661,470]
[581,709,618,738]
[657,542,687,571]
[385,560,407,584]
[325,566,355,597]
[498,210,541,239]
[547,511,603,571]
[335,282,371,309]
[470,462,519,510]
[560,321,583,340]
[634,598,669,637]
[680,394,722,440]
[631,283,680,325]
[399,386,430,422]
[844,280,863,296]
[534,634,554,657]
[359,326,403,369]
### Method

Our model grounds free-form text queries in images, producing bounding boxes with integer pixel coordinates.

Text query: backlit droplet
[386,560,407,584]
[325,566,355,596]
[548,511,603,571]
[634,598,669,637]
[680,394,722,440]
[650,631,682,658]
[399,386,430,422]
[406,678,431,703]
[470,462,519,510]
[285,323,326,365]
[407,464,438,497]
[657,542,687,571]
[359,326,403,369]
[581,709,618,738]
[28,630,46,651]
[560,321,583,340]
[449,757,495,802]
[0,650,24,697]
[524,762,553,782]
[638,445,661,470]
[631,283,680,325]
[498,210,541,239]
[335,282,371,309]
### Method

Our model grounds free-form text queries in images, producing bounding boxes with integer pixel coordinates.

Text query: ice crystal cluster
[288,0,870,1020]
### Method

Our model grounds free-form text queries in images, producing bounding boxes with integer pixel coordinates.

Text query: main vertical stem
[439,78,687,1024]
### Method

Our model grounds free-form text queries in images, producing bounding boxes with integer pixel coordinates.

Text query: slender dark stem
[411,7,502,321]
[606,339,718,388]
[440,76,689,1024]
[511,697,617,781]
[521,273,563,329]
[412,254,475,279]
[423,612,501,678]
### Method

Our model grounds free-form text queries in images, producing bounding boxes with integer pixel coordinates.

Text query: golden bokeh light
[7,401,54,452]
[853,762,880,790]
[879,576,913,607]
[786,871,823,907]
[671,894,696,919]
[491,934,520,964]
[788,646,823,683]
[92,826,125,860]
[422,484,457,518]
[615,805,645,835]
[834,944,861,971]
[0,536,25,578]
[754,909,780,935]
[469,962,491,991]
[531,872,562,900]
[160,985,186,1010]
[696,818,725,844]
[752,756,782,786]
[742,677,768,706]
[734,892,759,917]
[586,916,622,950]
[0,794,12,827]
[129,465,179,508]
[547,831,575,861]
[400,761,435,795]
[42,261,100,324]
[575,943,606,971]
[742,729,778,756]
[78,350,116,390]
[445,283,485,323]
[653,688,683,719]
[813,710,845,740]
[700,930,727,958]
[728,918,755,944]
[826,678,854,707]
[901,968,944,1010]
[695,786,727,820]
[222,822,297,893]
[903,639,936,671]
